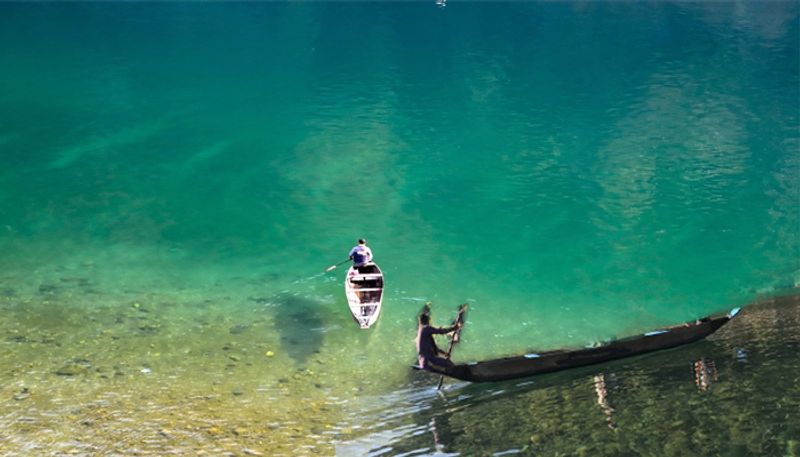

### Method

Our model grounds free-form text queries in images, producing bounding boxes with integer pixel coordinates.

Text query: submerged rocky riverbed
[3,269,798,456]
[0,276,359,456]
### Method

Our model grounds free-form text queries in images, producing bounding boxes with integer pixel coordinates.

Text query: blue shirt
[348,245,373,266]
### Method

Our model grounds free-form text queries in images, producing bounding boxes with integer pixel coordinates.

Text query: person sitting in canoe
[348,238,373,268]
[416,310,461,371]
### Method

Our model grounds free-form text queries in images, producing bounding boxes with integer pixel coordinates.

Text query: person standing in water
[348,238,373,267]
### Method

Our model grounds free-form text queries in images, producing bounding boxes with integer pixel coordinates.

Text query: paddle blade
[325,258,351,273]
[437,303,469,391]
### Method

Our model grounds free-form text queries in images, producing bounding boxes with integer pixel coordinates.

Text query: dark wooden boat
[425,307,740,383]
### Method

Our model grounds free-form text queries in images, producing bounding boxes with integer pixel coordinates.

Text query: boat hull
[345,263,384,329]
[428,308,739,382]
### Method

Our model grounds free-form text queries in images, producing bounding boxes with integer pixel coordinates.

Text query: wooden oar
[324,258,350,272]
[437,303,468,390]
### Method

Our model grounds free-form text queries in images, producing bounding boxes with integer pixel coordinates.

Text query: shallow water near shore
[335,295,800,456]
[1,2,798,456]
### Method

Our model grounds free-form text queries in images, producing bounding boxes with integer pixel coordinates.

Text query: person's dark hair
[419,314,430,325]
[358,238,366,245]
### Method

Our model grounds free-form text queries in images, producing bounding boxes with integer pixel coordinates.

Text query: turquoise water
[1,2,798,455]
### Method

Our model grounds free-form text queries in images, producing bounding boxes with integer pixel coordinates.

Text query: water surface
[0,2,797,455]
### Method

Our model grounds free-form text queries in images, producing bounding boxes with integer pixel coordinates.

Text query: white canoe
[344,262,384,329]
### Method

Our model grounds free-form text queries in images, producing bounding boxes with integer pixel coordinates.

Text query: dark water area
[336,294,800,456]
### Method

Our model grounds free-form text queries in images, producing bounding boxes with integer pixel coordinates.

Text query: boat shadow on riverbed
[270,292,334,364]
